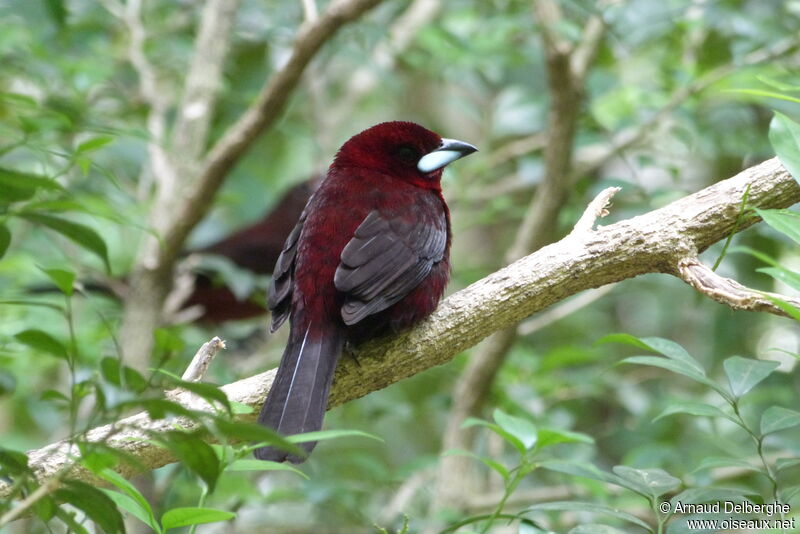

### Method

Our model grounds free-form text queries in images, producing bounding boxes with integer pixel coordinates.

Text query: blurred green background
[1,0,799,532]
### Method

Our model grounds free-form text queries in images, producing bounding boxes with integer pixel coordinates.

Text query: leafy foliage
[0,0,798,532]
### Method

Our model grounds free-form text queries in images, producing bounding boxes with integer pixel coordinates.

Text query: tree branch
[171,0,241,163]
[3,158,798,497]
[677,257,800,316]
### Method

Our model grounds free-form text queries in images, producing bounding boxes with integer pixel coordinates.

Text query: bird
[27,177,322,324]
[183,177,322,323]
[254,121,477,462]
[195,177,322,276]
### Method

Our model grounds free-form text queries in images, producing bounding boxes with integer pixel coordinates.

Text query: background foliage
[1,0,799,532]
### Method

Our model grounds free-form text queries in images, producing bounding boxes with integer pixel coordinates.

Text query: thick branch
[3,158,798,496]
[677,258,800,316]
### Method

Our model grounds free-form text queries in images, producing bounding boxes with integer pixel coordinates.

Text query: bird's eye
[395,144,419,162]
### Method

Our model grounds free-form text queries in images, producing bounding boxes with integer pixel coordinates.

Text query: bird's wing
[334,210,447,325]
[267,206,309,333]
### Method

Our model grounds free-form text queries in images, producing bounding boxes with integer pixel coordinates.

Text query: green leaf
[78,442,146,475]
[692,457,762,474]
[729,88,800,104]
[39,266,75,296]
[524,502,652,531]
[0,224,10,259]
[639,337,705,375]
[154,328,185,354]
[14,329,68,360]
[760,406,800,435]
[439,513,522,533]
[167,378,231,414]
[0,447,30,476]
[226,459,309,479]
[493,409,538,450]
[621,356,730,400]
[0,167,63,203]
[41,389,69,403]
[776,458,800,472]
[732,245,781,266]
[77,136,114,153]
[214,419,302,458]
[158,431,220,492]
[231,401,254,415]
[769,112,800,184]
[756,76,800,92]
[99,468,159,531]
[602,334,705,374]
[101,490,161,533]
[18,212,110,272]
[442,449,510,481]
[100,356,122,386]
[654,401,735,424]
[764,295,800,323]
[286,428,384,444]
[536,427,594,448]
[612,465,681,498]
[723,356,779,398]
[538,460,621,486]
[77,443,117,473]
[755,208,800,245]
[596,333,654,351]
[123,366,149,393]
[0,299,64,311]
[43,0,67,28]
[463,417,526,455]
[33,495,56,522]
[757,266,800,291]
[55,480,125,534]
[55,507,91,534]
[161,507,235,531]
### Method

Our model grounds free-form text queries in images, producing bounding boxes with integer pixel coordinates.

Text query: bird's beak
[417,138,478,173]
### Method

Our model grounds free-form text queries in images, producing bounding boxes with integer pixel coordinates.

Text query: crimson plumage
[255,121,476,462]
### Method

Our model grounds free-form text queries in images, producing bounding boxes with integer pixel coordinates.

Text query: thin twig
[677,257,800,317]
[182,337,227,382]
[0,478,61,527]
[569,186,621,235]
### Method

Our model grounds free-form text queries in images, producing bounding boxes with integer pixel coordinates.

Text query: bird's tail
[254,320,343,463]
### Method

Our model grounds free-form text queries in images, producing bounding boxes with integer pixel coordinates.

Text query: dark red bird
[183,177,322,323]
[195,177,322,275]
[28,178,321,324]
[255,121,476,462]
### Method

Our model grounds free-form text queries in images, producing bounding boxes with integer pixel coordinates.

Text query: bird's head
[332,121,477,190]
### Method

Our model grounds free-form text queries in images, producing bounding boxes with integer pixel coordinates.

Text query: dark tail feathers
[254,321,343,463]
